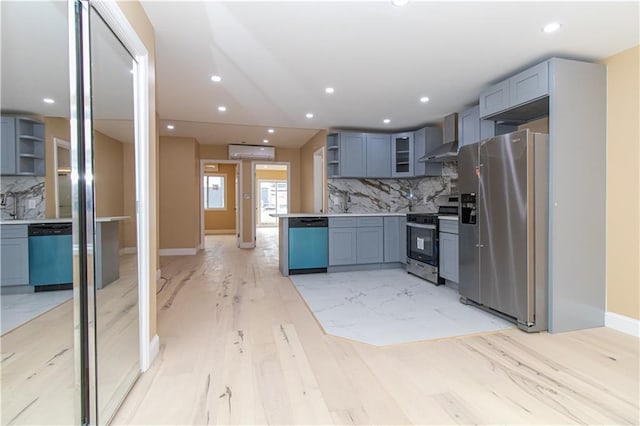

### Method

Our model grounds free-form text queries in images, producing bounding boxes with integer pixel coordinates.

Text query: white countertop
[0,216,129,225]
[273,213,406,218]
[438,215,459,221]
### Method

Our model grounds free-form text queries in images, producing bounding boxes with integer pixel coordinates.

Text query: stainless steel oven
[406,213,441,284]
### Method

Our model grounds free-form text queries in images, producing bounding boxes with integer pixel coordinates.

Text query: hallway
[113,231,639,425]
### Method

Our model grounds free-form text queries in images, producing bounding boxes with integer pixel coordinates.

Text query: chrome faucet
[0,192,18,219]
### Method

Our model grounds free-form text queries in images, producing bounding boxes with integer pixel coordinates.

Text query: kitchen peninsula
[276,213,406,277]
[0,216,129,293]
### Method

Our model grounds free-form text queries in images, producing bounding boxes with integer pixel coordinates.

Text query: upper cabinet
[1,116,45,176]
[391,132,413,177]
[479,60,550,119]
[458,105,495,149]
[364,133,391,178]
[328,132,391,178]
[414,126,443,176]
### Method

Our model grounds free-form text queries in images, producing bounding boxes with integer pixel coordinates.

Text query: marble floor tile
[1,290,72,334]
[289,269,513,346]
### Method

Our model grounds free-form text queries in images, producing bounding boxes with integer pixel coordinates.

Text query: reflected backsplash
[0,176,45,220]
[328,162,457,214]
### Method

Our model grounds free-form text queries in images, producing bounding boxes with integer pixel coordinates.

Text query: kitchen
[1,1,640,424]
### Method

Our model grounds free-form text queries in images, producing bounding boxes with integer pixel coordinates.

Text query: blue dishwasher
[28,223,73,289]
[288,217,328,274]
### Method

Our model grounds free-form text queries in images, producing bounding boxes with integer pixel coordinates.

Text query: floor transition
[113,228,639,425]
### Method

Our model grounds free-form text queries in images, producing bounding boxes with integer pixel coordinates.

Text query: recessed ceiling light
[306,113,314,119]
[167,124,175,130]
[267,128,275,133]
[325,87,335,94]
[391,0,409,6]
[218,106,227,112]
[211,75,222,82]
[383,118,391,124]
[263,139,269,143]
[543,22,561,33]
[43,98,55,104]
[420,96,430,103]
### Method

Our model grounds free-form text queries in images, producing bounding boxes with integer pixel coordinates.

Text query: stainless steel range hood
[418,140,458,162]
[418,113,458,163]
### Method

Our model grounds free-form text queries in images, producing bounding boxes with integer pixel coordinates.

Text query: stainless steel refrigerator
[458,129,548,332]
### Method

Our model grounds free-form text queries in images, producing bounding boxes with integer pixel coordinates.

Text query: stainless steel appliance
[406,213,440,284]
[458,129,548,332]
[406,197,458,284]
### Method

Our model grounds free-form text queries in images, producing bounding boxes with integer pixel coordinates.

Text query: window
[204,174,225,209]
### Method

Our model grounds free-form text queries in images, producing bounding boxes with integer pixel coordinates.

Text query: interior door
[479,131,529,320]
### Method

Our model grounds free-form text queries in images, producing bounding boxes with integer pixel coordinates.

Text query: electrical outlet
[28,199,36,209]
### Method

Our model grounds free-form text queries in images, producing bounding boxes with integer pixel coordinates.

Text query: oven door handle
[407,223,436,230]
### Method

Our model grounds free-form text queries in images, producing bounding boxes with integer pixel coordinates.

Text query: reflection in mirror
[0,1,75,424]
[89,6,140,424]
[54,138,71,218]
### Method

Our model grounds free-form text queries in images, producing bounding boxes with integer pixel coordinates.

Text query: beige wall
[255,169,287,180]
[518,117,549,133]
[205,163,237,233]
[299,130,327,213]
[44,117,71,218]
[94,131,124,218]
[116,0,159,341]
[601,45,640,320]
[159,136,200,249]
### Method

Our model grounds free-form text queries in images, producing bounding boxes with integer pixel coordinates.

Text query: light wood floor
[1,254,140,425]
[113,230,639,425]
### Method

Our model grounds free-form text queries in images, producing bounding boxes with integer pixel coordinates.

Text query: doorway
[200,160,241,249]
[252,162,290,244]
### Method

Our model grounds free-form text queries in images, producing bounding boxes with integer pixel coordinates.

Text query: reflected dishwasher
[288,217,328,274]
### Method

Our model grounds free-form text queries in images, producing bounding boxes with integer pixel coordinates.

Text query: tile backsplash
[328,162,458,214]
[0,176,45,220]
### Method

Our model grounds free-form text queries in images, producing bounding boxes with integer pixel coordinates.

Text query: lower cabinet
[383,216,406,263]
[439,231,459,283]
[356,227,383,264]
[328,216,387,266]
[328,227,357,265]
[1,225,29,286]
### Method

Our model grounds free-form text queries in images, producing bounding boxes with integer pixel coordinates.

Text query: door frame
[200,159,242,249]
[251,161,290,246]
[313,146,325,213]
[53,137,71,218]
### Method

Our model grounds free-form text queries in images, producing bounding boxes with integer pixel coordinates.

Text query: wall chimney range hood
[418,113,458,163]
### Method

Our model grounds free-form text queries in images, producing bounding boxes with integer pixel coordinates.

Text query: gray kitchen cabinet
[1,117,17,175]
[1,225,29,286]
[391,132,414,177]
[479,80,510,118]
[413,126,443,176]
[339,132,366,178]
[365,133,391,178]
[1,116,45,176]
[509,61,549,107]
[458,105,495,149]
[479,60,550,119]
[356,227,383,264]
[327,133,340,178]
[438,220,458,283]
[329,227,357,265]
[383,216,407,263]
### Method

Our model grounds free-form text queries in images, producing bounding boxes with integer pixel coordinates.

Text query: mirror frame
[69,0,151,423]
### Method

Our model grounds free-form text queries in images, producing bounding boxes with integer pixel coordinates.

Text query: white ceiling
[142,1,639,148]
[1,2,638,151]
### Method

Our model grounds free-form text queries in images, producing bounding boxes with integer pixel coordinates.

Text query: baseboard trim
[205,229,236,235]
[119,247,137,255]
[159,248,198,256]
[239,242,255,249]
[605,312,640,337]
[148,334,160,368]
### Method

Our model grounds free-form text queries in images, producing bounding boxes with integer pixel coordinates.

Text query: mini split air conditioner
[228,144,275,160]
